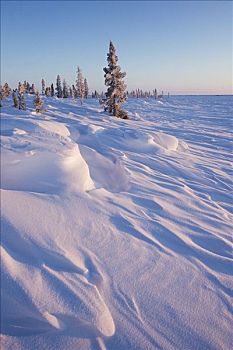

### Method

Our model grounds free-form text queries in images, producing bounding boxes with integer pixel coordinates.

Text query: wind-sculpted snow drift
[1,96,232,350]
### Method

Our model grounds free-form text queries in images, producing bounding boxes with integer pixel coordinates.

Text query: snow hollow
[1,95,233,350]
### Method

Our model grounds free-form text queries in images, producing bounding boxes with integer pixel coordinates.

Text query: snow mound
[61,145,95,193]
[153,132,179,151]
[1,115,95,194]
[36,120,70,138]
[103,128,180,153]
[13,128,27,135]
[80,146,130,192]
[1,144,94,194]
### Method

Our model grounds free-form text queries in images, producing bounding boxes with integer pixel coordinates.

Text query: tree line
[0,41,166,117]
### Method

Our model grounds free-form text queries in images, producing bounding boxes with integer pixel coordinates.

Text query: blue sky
[1,1,232,94]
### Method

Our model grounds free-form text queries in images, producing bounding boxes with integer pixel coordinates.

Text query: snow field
[1,95,232,350]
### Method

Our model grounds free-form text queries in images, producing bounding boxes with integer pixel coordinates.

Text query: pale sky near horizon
[1,0,232,94]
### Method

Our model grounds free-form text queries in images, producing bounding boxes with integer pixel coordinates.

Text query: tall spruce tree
[76,66,85,104]
[41,79,45,94]
[56,75,63,98]
[63,79,69,98]
[84,78,89,98]
[102,41,127,118]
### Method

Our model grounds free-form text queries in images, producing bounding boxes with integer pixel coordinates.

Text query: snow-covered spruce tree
[3,83,11,97]
[26,82,30,93]
[12,90,19,108]
[41,79,45,94]
[72,85,77,98]
[23,81,27,92]
[45,87,51,96]
[56,75,63,98]
[0,86,4,107]
[63,79,69,98]
[76,66,85,104]
[18,94,26,110]
[51,83,55,97]
[33,91,44,112]
[69,87,73,98]
[18,83,26,110]
[102,41,127,118]
[84,78,89,98]
[153,89,157,99]
[31,84,36,94]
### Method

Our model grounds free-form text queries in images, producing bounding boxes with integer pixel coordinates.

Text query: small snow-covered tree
[84,78,89,98]
[18,82,25,94]
[41,79,45,94]
[33,91,43,112]
[30,84,36,94]
[101,41,127,118]
[12,90,19,108]
[76,66,85,104]
[3,83,11,97]
[0,86,4,107]
[18,95,26,110]
[26,82,30,93]
[72,84,77,98]
[93,90,98,98]
[56,75,63,98]
[63,79,69,98]
[18,83,26,110]
[51,83,55,96]
[45,87,51,96]
[69,87,73,98]
[23,80,27,92]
